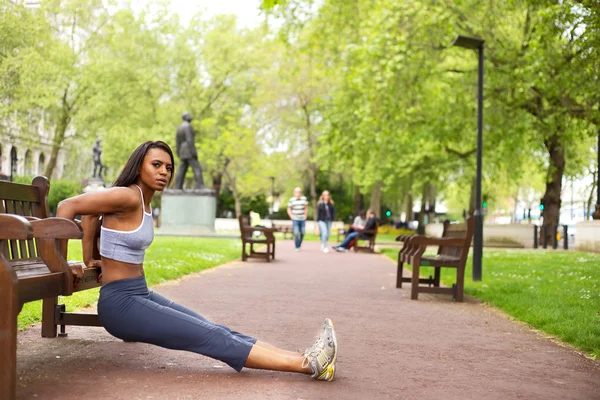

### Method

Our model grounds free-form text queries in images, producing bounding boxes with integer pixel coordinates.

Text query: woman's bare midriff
[100,258,144,284]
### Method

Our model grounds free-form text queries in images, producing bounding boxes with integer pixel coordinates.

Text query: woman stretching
[57,141,338,381]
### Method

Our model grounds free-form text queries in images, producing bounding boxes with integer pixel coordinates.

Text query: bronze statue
[93,139,105,178]
[174,112,205,189]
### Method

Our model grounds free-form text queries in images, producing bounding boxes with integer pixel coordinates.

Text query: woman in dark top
[317,190,335,253]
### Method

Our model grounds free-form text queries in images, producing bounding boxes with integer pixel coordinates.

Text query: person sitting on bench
[56,141,338,381]
[334,209,377,252]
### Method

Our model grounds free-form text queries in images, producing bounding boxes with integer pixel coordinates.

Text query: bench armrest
[0,214,33,240]
[26,218,83,240]
[408,236,467,247]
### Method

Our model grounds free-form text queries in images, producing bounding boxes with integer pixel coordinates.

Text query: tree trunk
[426,183,436,223]
[405,192,413,222]
[541,134,565,246]
[353,185,364,217]
[417,184,427,234]
[300,102,319,222]
[212,172,223,216]
[468,177,476,216]
[587,167,597,220]
[369,181,382,218]
[231,187,242,218]
[308,162,318,221]
[44,97,70,180]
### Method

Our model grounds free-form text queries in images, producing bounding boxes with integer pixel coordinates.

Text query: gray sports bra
[99,185,154,264]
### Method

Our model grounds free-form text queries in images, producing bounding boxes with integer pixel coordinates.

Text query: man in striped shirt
[287,187,309,250]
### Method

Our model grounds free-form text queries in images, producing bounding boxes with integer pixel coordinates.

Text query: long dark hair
[113,141,175,187]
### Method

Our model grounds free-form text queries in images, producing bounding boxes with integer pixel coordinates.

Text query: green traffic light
[539,204,544,211]
[482,202,488,208]
[385,210,391,217]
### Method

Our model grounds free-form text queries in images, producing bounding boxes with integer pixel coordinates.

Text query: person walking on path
[317,190,335,253]
[334,209,378,252]
[287,187,308,251]
[56,141,338,381]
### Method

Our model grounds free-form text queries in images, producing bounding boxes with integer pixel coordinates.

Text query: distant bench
[272,223,293,239]
[396,218,474,301]
[0,176,101,400]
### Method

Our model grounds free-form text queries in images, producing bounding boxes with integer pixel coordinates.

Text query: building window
[38,153,45,176]
[10,147,17,179]
[24,149,33,176]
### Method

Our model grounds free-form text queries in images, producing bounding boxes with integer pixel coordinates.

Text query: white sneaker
[323,247,329,253]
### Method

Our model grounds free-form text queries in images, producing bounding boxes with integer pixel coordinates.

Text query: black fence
[533,225,570,250]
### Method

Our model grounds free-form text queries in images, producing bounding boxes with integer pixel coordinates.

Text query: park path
[16,240,599,400]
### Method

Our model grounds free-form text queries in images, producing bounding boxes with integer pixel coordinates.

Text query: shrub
[48,179,81,214]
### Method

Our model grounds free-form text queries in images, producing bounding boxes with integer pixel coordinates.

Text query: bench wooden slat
[0,182,39,202]
[22,201,37,258]
[16,202,29,260]
[11,259,50,278]
[17,272,64,305]
[4,200,20,259]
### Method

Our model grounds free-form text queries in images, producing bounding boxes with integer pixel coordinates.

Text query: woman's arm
[56,187,140,220]
[81,215,101,267]
[56,187,139,260]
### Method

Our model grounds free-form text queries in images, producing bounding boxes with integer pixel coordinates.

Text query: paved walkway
[16,241,599,400]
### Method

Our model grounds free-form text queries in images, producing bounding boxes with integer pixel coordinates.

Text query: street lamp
[451,34,485,281]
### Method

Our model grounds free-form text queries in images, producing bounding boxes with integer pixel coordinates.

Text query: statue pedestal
[158,189,216,235]
[83,177,106,193]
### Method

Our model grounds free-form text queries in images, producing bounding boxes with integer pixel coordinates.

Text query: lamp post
[451,34,485,281]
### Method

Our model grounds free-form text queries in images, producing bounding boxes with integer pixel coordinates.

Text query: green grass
[380,248,600,359]
[17,237,241,329]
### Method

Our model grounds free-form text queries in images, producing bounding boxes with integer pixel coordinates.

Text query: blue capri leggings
[98,276,256,372]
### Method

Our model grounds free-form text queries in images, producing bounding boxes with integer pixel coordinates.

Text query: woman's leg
[325,221,332,244]
[245,344,311,373]
[318,220,327,248]
[148,291,301,357]
[148,291,256,343]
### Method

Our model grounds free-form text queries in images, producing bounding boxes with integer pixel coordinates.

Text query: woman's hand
[86,259,103,284]
[87,259,102,268]
[68,262,85,288]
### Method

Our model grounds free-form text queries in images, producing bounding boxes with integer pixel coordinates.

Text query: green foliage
[3,0,599,226]
[11,175,35,185]
[48,180,81,214]
[381,248,600,359]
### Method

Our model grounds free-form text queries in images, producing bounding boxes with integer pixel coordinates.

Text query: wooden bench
[353,222,379,252]
[238,215,276,261]
[396,218,474,301]
[0,177,102,400]
[272,223,293,239]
